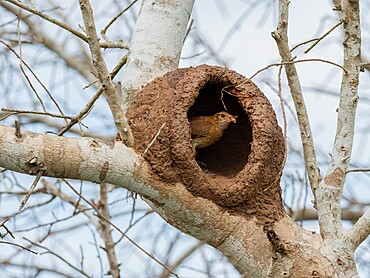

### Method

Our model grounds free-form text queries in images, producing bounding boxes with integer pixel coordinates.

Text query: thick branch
[316,0,361,244]
[346,208,370,250]
[272,0,321,195]
[120,0,195,110]
[0,126,355,276]
[331,0,370,72]
[0,125,282,276]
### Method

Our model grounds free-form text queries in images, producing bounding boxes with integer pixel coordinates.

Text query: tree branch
[119,0,195,110]
[99,184,120,278]
[0,125,279,277]
[346,207,370,250]
[316,0,361,244]
[331,0,370,73]
[4,0,129,49]
[272,0,321,195]
[78,0,134,146]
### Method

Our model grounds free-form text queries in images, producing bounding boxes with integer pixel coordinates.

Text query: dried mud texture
[127,65,285,221]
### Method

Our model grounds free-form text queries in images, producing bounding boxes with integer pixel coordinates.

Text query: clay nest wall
[127,65,285,221]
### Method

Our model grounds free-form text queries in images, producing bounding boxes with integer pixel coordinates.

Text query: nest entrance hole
[187,82,252,177]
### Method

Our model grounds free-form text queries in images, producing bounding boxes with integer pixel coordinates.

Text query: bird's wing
[190,117,213,139]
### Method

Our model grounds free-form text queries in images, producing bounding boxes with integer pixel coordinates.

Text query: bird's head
[214,111,237,129]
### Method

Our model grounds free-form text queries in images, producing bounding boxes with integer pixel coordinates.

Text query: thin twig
[304,20,343,53]
[58,88,103,136]
[290,39,317,53]
[143,123,166,158]
[1,108,73,120]
[0,240,38,254]
[0,40,66,120]
[290,20,343,53]
[16,18,46,112]
[159,242,203,278]
[19,171,43,211]
[276,65,287,171]
[23,237,90,277]
[0,219,15,239]
[101,0,138,41]
[346,168,370,173]
[83,52,129,90]
[249,58,347,80]
[4,0,129,49]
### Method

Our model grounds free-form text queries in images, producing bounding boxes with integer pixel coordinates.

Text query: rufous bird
[190,111,237,153]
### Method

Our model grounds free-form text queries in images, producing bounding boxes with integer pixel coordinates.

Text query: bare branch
[272,0,322,196]
[346,208,370,249]
[78,0,134,147]
[4,0,129,49]
[23,238,91,277]
[1,108,72,120]
[58,53,129,136]
[99,184,120,278]
[249,58,347,80]
[0,240,38,254]
[19,171,43,211]
[316,0,361,243]
[304,20,343,53]
[347,168,370,173]
[101,0,138,41]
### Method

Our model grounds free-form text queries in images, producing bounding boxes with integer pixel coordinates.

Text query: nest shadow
[187,82,252,177]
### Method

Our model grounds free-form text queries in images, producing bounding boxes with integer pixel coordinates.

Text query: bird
[189,111,237,153]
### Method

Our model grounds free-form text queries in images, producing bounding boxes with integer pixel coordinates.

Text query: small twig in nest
[142,123,166,158]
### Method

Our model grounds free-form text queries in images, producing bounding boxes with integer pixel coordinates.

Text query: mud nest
[127,65,285,217]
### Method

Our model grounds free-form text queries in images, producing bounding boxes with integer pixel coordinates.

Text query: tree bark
[120,0,195,111]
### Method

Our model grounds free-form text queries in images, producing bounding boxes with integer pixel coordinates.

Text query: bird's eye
[220,114,225,118]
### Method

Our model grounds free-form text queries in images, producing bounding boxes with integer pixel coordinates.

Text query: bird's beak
[231,115,237,123]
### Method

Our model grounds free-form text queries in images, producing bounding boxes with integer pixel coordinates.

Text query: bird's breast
[192,127,223,148]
